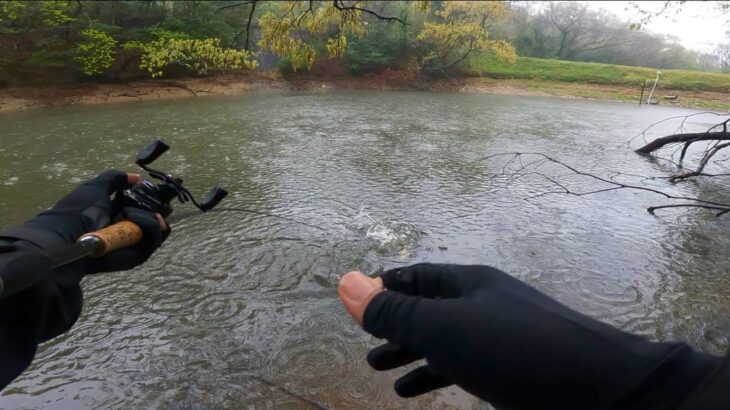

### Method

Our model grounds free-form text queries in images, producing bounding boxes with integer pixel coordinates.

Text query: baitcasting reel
[120,139,228,218]
[0,140,229,299]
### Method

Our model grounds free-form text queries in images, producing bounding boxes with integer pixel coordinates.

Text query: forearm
[603,341,722,409]
[343,264,730,409]
[0,239,84,390]
[0,170,168,390]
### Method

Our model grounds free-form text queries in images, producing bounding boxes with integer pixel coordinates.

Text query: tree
[627,1,730,28]
[416,1,516,74]
[256,0,412,72]
[344,18,410,74]
[714,44,730,72]
[495,1,702,70]
[0,1,518,81]
[256,1,516,75]
[75,28,118,75]
[633,114,730,183]
[545,2,626,60]
[0,0,262,81]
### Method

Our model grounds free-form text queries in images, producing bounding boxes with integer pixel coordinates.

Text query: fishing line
[251,375,330,410]
[169,207,327,232]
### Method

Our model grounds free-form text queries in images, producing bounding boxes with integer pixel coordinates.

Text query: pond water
[0,91,729,409]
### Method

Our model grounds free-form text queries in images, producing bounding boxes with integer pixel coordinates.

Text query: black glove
[363,263,719,410]
[0,171,170,390]
[0,170,169,275]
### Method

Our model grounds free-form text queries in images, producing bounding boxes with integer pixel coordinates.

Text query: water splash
[351,208,424,258]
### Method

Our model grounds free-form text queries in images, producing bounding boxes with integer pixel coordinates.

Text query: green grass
[466,56,730,93]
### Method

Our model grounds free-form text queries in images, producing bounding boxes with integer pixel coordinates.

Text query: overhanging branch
[333,0,408,25]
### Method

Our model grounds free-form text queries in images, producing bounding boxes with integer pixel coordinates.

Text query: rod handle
[80,221,143,257]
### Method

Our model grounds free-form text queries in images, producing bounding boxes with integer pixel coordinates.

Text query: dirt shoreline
[1,71,729,113]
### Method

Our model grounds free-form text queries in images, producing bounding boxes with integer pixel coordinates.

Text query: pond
[1,91,729,409]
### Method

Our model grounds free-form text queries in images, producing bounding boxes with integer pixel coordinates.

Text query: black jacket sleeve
[361,263,730,409]
[0,239,84,390]
[0,171,168,391]
[677,354,730,409]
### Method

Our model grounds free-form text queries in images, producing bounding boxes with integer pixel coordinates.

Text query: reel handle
[79,221,143,257]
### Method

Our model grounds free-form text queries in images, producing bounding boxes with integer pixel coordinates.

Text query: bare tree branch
[217,1,255,11]
[477,152,730,216]
[228,0,258,50]
[627,113,730,184]
[647,204,730,216]
[635,132,730,155]
[333,0,408,25]
[670,142,730,181]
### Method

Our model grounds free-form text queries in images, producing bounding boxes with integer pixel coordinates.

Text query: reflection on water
[0,91,728,408]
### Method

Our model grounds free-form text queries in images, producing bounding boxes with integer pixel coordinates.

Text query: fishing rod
[0,139,228,301]
[45,139,228,268]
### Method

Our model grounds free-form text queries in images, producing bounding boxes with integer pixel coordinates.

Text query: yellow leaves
[40,0,73,27]
[258,0,366,71]
[437,1,509,24]
[417,0,515,70]
[414,1,430,12]
[326,35,348,58]
[75,29,117,75]
[136,38,258,78]
[485,39,517,64]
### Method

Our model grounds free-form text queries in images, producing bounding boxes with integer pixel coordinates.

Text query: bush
[131,37,258,78]
[276,55,296,74]
[345,23,409,74]
[75,28,118,75]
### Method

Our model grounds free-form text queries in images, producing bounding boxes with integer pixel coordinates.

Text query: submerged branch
[629,114,730,184]
[478,152,730,216]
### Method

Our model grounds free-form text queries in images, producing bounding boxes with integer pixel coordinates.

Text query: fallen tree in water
[481,113,730,216]
[632,113,730,182]
[635,131,730,156]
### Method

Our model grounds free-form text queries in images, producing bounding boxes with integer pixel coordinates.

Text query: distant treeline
[0,1,725,86]
[494,2,726,72]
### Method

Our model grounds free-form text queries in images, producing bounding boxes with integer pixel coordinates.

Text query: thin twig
[477,152,730,216]
[332,0,408,24]
[217,1,255,11]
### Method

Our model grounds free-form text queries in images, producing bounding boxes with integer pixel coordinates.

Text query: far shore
[2,71,729,113]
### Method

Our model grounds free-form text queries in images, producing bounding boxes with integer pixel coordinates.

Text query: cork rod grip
[84,221,143,256]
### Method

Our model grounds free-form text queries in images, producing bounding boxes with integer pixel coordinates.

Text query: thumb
[339,271,384,325]
[340,271,443,348]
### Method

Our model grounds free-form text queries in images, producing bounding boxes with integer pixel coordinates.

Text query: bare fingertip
[339,271,384,325]
[154,213,168,231]
[127,173,141,186]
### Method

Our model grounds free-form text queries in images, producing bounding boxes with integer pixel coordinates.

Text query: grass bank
[462,56,730,110]
[466,56,730,93]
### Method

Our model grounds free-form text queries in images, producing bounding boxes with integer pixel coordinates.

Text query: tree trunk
[635,132,730,155]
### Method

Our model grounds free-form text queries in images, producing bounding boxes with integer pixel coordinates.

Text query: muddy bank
[1,71,728,112]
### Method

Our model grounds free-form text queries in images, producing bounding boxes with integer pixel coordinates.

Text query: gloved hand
[0,170,169,275]
[0,171,170,389]
[339,264,719,410]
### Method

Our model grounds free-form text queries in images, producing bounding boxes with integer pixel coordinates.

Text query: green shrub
[345,23,409,74]
[75,28,118,75]
[132,37,258,78]
[276,56,295,74]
